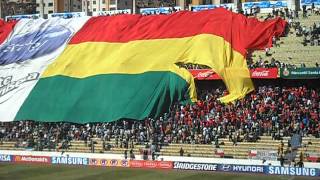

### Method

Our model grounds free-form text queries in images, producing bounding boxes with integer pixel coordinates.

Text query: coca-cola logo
[145,161,157,168]
[252,70,269,77]
[130,160,143,167]
[159,161,173,169]
[196,71,214,78]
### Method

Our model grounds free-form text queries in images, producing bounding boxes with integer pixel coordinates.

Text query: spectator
[179,147,184,156]
[280,155,285,166]
[130,149,135,160]
[124,150,128,159]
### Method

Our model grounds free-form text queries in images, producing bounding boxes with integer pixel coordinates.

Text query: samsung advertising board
[266,166,320,177]
[51,156,88,165]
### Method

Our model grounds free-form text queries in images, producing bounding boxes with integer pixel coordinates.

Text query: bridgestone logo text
[173,162,217,171]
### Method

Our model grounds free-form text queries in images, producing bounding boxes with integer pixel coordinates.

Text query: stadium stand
[250,9,320,67]
[0,8,319,167]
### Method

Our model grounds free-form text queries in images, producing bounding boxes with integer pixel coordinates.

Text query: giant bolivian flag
[15,8,286,123]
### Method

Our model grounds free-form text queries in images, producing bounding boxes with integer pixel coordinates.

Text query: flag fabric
[14,8,286,123]
[0,19,17,45]
[0,17,89,122]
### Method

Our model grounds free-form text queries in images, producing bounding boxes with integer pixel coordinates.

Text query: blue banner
[243,1,287,9]
[51,156,88,165]
[301,0,320,5]
[191,4,233,12]
[48,12,86,19]
[0,154,12,162]
[265,166,320,177]
[5,14,40,21]
[140,7,181,15]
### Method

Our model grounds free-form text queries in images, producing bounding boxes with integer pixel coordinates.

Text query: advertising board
[89,158,129,167]
[173,162,218,171]
[13,155,51,164]
[51,156,88,165]
[266,166,320,177]
[129,160,173,169]
[0,154,12,162]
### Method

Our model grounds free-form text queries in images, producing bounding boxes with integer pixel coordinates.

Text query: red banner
[13,155,51,164]
[129,160,173,169]
[306,156,319,162]
[189,68,278,80]
[130,160,144,168]
[250,68,278,79]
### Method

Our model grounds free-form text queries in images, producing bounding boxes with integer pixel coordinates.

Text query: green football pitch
[0,163,317,180]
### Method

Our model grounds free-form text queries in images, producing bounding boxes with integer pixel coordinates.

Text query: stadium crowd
[0,85,319,152]
[0,5,319,161]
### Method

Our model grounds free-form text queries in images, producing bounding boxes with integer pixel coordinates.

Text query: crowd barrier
[1,153,319,177]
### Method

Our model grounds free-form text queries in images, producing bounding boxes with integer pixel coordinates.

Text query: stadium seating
[251,13,320,67]
[1,135,319,162]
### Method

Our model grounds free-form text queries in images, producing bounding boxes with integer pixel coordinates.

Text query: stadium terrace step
[69,141,88,145]
[233,155,250,159]
[222,149,250,153]
[107,149,140,154]
[0,147,25,150]
[0,141,17,145]
[305,147,320,152]
[161,146,213,151]
[306,144,320,148]
[166,144,213,148]
[68,147,91,151]
[64,149,90,153]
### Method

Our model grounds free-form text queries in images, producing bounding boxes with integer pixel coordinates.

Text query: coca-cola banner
[250,68,278,79]
[129,160,173,169]
[189,68,278,80]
